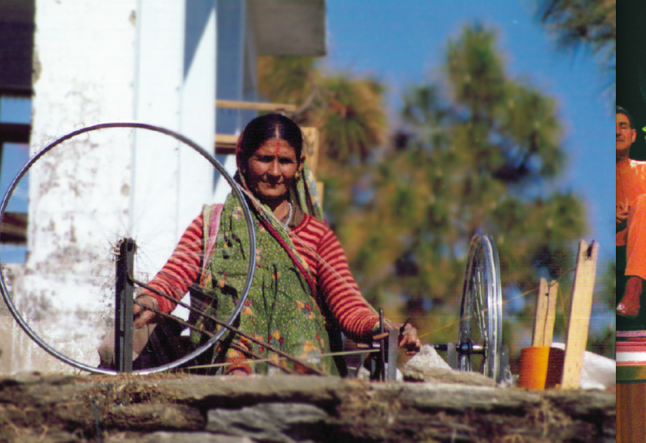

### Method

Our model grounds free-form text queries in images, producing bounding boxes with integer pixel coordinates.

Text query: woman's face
[245,138,302,204]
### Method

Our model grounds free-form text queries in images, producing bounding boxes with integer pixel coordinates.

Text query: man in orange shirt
[617,106,646,317]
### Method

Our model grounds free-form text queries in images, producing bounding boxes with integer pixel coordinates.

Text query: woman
[127,113,420,375]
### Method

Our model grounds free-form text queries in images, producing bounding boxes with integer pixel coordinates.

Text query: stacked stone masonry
[0,372,615,443]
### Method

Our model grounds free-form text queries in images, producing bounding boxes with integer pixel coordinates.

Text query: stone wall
[0,372,615,443]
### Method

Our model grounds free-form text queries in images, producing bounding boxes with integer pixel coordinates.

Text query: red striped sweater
[141,212,380,342]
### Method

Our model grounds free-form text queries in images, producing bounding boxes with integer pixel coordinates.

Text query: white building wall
[5,0,217,374]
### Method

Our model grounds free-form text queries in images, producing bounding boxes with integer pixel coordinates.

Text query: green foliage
[257,56,387,166]
[326,24,589,348]
[257,23,612,359]
[318,75,387,162]
[534,0,616,59]
[533,0,616,97]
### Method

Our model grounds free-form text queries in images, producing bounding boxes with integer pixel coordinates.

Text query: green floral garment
[191,164,339,375]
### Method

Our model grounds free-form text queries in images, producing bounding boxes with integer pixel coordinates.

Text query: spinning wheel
[456,233,503,382]
[357,233,505,383]
[0,123,505,380]
[0,123,257,375]
[428,233,504,382]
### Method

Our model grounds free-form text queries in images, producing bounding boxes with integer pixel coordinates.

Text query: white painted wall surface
[5,0,217,375]
[16,0,139,374]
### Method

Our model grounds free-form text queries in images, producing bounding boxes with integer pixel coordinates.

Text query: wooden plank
[216,100,297,113]
[0,122,31,144]
[214,126,324,206]
[215,134,238,155]
[216,126,319,158]
[532,278,549,347]
[301,127,320,173]
[316,182,324,205]
[0,211,27,245]
[532,278,558,347]
[545,280,558,346]
[301,127,319,166]
[560,240,599,389]
[301,127,324,205]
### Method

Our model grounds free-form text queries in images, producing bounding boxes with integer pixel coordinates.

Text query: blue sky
[0,2,613,271]
[323,0,613,268]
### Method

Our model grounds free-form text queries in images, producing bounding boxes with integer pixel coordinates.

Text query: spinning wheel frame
[457,233,503,382]
[0,122,257,375]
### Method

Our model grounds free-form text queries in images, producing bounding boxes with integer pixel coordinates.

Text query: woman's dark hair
[238,113,303,165]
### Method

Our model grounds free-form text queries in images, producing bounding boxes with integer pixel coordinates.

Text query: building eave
[249,0,326,56]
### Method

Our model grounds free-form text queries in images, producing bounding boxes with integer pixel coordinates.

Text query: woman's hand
[133,295,162,329]
[398,321,421,354]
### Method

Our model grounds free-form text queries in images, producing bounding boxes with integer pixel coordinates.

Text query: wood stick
[560,240,599,389]
[133,300,298,375]
[532,278,558,347]
[133,278,326,375]
[216,99,296,112]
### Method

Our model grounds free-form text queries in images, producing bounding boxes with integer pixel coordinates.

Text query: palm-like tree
[328,24,589,352]
[318,75,387,163]
[257,56,387,171]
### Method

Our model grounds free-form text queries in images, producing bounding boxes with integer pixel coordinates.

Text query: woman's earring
[295,172,301,180]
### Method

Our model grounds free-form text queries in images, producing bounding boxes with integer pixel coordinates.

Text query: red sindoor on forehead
[265,137,282,156]
[274,125,281,156]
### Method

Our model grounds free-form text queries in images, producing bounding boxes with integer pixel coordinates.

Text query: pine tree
[328,24,588,349]
[534,0,616,97]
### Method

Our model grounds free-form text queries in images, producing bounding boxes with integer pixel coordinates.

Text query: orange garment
[617,158,646,279]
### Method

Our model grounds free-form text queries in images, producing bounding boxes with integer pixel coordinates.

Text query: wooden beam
[301,127,324,204]
[214,126,324,207]
[214,128,320,158]
[560,240,599,389]
[216,100,297,113]
[215,134,238,155]
[531,278,558,347]
[0,122,30,144]
[0,211,27,245]
[301,127,320,173]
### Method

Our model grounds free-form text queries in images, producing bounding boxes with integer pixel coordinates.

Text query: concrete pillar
[2,0,217,375]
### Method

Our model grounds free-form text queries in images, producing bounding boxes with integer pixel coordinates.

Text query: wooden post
[215,99,296,113]
[301,127,324,203]
[531,278,558,347]
[560,240,599,389]
[214,100,298,154]
[301,127,320,172]
[115,238,136,373]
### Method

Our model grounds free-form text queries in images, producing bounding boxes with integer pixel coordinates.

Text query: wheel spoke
[457,234,503,382]
[0,123,257,375]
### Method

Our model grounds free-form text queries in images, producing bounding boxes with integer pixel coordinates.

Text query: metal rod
[115,238,136,373]
[379,308,385,381]
[386,329,399,381]
[131,278,326,375]
[434,343,485,354]
[132,300,297,375]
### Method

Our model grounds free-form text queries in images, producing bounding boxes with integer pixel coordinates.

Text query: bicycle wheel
[0,122,256,375]
[457,233,503,382]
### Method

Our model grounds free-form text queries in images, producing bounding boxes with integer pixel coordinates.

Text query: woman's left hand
[398,322,421,354]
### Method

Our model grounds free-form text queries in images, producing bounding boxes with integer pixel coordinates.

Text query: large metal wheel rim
[457,233,502,382]
[0,122,257,375]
